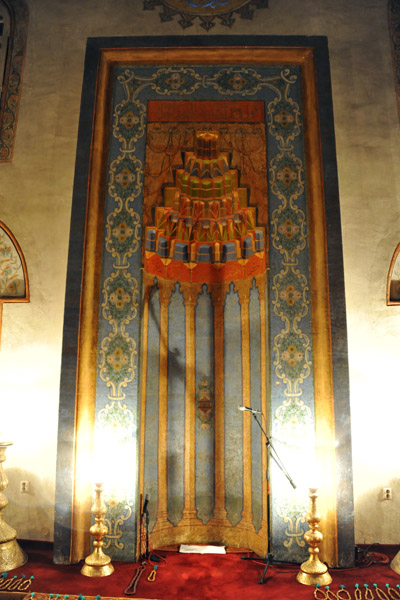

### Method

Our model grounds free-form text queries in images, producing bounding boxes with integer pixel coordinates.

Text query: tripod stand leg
[258,553,274,584]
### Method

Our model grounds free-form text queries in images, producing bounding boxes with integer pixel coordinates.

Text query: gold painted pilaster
[236,282,253,528]
[209,284,229,526]
[302,50,338,567]
[138,276,152,556]
[70,47,113,564]
[257,272,269,529]
[180,283,203,526]
[154,280,174,529]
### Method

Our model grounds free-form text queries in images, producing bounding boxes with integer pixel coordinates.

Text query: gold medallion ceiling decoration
[143,0,268,30]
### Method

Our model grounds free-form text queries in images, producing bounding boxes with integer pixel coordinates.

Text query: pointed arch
[0,220,29,345]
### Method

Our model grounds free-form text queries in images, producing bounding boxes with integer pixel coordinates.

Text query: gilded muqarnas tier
[144,131,266,283]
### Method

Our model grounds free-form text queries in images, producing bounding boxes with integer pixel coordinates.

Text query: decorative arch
[0,221,29,345]
[387,242,400,305]
[0,0,28,162]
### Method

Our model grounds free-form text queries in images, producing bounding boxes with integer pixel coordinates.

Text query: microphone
[238,406,263,414]
[142,493,150,515]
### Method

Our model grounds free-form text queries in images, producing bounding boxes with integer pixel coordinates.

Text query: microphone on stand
[238,406,263,414]
[142,493,150,515]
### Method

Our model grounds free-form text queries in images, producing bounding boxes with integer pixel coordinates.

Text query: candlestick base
[81,551,114,577]
[0,538,27,572]
[296,559,332,586]
[0,442,28,571]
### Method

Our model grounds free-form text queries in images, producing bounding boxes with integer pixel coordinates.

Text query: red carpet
[3,542,400,600]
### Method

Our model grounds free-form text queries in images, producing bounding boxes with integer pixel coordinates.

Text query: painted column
[155,280,174,528]
[237,282,253,527]
[258,273,269,529]
[209,284,229,525]
[181,283,202,525]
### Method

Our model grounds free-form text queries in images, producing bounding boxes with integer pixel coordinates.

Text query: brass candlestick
[296,487,332,586]
[0,441,27,571]
[81,482,114,577]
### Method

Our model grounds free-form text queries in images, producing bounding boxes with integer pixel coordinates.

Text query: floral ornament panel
[102,271,139,325]
[273,267,309,322]
[268,97,302,147]
[152,68,202,95]
[113,99,146,148]
[0,222,28,298]
[143,0,268,30]
[103,496,133,550]
[109,156,143,201]
[274,330,311,384]
[99,333,137,397]
[275,497,307,549]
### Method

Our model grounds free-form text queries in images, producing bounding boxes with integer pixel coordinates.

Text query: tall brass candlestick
[0,441,27,571]
[296,487,332,586]
[81,482,114,577]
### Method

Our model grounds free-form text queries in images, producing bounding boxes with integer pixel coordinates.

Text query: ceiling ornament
[143,0,268,30]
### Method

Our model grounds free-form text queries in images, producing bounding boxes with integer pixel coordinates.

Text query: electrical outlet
[20,480,30,493]
[383,487,392,500]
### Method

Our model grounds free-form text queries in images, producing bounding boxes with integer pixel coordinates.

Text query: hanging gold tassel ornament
[297,487,332,586]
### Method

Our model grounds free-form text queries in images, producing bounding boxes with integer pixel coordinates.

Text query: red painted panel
[147,100,265,123]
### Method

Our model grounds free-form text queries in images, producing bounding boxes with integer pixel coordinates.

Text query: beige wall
[2,0,400,545]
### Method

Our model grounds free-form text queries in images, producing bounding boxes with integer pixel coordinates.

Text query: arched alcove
[0,221,29,344]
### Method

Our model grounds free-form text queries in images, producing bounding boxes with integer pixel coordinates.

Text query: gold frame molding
[71,45,338,566]
[386,242,400,305]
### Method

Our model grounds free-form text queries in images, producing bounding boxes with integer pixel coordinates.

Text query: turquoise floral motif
[102,272,139,324]
[274,330,311,383]
[206,67,263,95]
[153,67,201,95]
[97,401,135,441]
[106,208,141,259]
[109,156,143,200]
[271,206,306,258]
[268,98,301,145]
[103,496,133,550]
[276,498,307,548]
[273,268,309,321]
[275,398,311,426]
[113,99,146,144]
[99,333,136,389]
[270,152,304,198]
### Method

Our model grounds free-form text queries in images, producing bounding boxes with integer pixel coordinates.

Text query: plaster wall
[1,0,399,546]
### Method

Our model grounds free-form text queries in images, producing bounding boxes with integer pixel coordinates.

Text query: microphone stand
[142,498,164,563]
[241,410,296,584]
